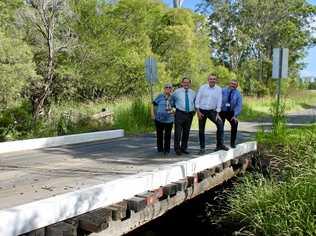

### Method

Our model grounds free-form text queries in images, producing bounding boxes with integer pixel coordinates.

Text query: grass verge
[225,125,316,235]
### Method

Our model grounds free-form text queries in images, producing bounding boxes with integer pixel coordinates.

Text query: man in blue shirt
[171,77,196,155]
[220,79,243,148]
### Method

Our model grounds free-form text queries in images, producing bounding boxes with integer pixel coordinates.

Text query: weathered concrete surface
[0,131,254,210]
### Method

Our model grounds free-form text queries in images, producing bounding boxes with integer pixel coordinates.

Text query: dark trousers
[219,111,238,145]
[155,120,173,153]
[174,109,194,152]
[198,109,224,149]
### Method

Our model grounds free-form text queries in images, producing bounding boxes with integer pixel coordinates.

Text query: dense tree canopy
[0,0,315,116]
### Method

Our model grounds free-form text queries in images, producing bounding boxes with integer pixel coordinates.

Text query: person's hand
[216,113,222,122]
[231,116,238,123]
[151,113,155,120]
[197,110,204,120]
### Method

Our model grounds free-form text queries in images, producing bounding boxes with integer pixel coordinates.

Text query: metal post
[150,82,154,102]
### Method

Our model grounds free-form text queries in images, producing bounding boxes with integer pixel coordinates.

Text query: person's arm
[152,95,160,120]
[195,87,204,119]
[170,92,176,108]
[216,87,222,121]
[216,87,222,113]
[233,92,243,118]
[150,105,155,120]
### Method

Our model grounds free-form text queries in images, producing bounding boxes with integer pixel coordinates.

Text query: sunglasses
[165,86,172,89]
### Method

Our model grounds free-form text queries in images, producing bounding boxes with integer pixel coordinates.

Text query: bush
[0,102,33,141]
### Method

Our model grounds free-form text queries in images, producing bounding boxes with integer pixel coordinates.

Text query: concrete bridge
[0,130,256,236]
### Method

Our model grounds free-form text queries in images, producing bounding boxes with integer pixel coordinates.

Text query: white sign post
[272,48,289,117]
[145,56,158,101]
[272,48,288,79]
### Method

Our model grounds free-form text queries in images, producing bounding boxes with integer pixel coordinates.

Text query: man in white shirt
[195,74,229,154]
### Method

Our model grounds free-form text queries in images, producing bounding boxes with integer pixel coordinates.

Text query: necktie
[185,90,190,112]
[228,89,234,111]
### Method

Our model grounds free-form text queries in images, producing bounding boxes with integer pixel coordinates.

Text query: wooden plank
[24,228,45,236]
[215,164,223,173]
[46,222,77,236]
[105,201,128,221]
[197,169,213,182]
[127,197,147,212]
[173,179,187,192]
[78,209,111,233]
[187,175,198,187]
[231,158,239,165]
[162,183,178,197]
[150,187,164,199]
[136,191,158,206]
[223,160,231,169]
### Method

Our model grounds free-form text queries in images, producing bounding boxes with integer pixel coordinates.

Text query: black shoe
[181,150,190,154]
[175,150,182,156]
[158,149,163,153]
[215,145,229,151]
[231,144,236,148]
[198,149,205,155]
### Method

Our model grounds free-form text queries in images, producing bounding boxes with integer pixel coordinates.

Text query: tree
[152,8,214,86]
[71,0,167,99]
[0,31,38,107]
[20,0,76,118]
[0,0,38,107]
[201,0,316,95]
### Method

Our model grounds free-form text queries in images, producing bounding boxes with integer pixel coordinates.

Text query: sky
[162,0,316,77]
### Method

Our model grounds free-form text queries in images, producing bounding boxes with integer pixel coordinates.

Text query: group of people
[152,74,242,156]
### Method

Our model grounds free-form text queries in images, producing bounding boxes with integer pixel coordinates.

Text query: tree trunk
[33,12,55,120]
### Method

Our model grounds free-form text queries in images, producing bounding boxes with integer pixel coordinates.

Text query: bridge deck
[0,130,256,236]
[0,131,253,210]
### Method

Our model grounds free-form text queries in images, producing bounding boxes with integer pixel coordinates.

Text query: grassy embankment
[223,124,316,235]
[1,90,315,141]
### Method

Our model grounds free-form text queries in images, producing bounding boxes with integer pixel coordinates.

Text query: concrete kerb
[0,129,124,154]
[0,141,256,236]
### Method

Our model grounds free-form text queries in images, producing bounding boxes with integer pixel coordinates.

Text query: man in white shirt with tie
[172,77,196,155]
[195,74,229,154]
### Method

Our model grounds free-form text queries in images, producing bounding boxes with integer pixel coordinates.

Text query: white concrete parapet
[0,129,124,154]
[0,141,256,236]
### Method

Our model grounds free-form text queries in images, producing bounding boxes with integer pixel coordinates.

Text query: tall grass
[226,124,316,235]
[113,98,154,134]
[0,97,155,141]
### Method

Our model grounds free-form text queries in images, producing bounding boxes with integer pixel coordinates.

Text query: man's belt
[176,109,195,114]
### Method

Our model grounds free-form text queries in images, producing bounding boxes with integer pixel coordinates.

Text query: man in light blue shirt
[171,77,196,155]
[220,79,243,148]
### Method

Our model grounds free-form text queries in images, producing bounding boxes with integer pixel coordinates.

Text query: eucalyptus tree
[201,0,316,94]
[20,0,76,118]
